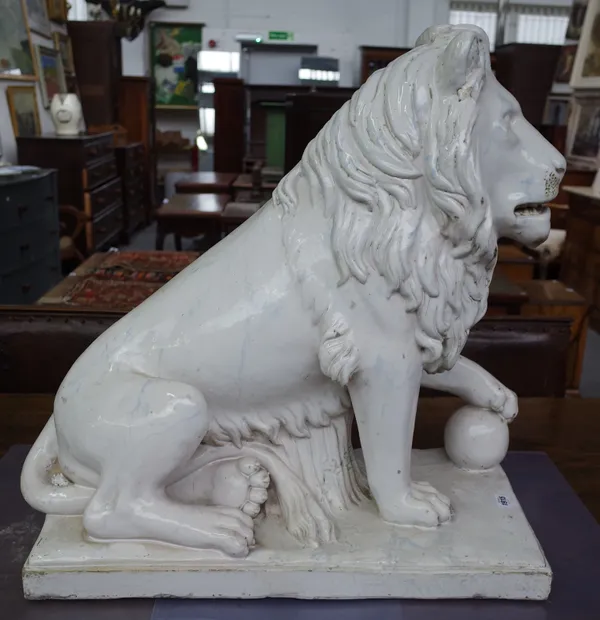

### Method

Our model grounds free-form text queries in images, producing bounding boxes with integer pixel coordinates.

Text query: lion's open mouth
[514,203,549,217]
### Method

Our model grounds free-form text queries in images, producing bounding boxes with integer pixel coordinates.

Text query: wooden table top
[520,279,587,306]
[488,273,528,306]
[1,395,599,521]
[174,172,238,193]
[156,193,231,218]
[497,244,536,265]
[233,173,278,191]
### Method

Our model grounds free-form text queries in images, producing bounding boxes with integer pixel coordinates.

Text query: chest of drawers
[115,142,145,242]
[0,170,61,303]
[17,134,123,256]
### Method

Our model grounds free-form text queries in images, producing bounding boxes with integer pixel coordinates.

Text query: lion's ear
[436,30,487,101]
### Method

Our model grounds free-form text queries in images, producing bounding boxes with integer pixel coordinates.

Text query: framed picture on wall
[567,96,600,167]
[46,0,68,23]
[0,0,37,80]
[571,0,600,88]
[566,0,589,41]
[555,44,578,84]
[35,44,67,108]
[25,0,52,38]
[6,85,41,137]
[149,21,204,109]
[53,31,74,74]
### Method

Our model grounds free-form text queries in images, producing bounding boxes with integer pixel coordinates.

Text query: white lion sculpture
[21,25,565,558]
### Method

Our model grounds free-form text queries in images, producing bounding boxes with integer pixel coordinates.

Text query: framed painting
[25,0,52,38]
[0,0,37,80]
[53,31,74,74]
[567,96,600,167]
[566,0,589,41]
[6,85,41,137]
[35,44,67,108]
[571,0,600,89]
[554,44,578,84]
[149,21,204,109]
[46,0,68,23]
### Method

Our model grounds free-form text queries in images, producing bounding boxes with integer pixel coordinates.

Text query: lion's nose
[552,158,566,176]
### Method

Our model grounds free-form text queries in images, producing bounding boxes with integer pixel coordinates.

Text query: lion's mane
[274,25,498,374]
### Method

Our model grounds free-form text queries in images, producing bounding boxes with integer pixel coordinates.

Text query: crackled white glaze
[21,24,564,576]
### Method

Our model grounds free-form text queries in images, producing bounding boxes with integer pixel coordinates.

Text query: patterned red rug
[63,278,162,310]
[90,251,200,283]
[62,251,201,310]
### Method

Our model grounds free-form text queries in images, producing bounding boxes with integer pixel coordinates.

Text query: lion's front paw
[490,386,518,422]
[380,482,452,528]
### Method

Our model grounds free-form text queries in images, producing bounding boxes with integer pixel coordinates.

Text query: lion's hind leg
[80,375,254,557]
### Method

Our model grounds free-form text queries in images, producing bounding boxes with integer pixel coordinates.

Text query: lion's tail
[21,416,93,515]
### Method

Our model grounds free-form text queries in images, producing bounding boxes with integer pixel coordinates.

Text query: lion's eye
[502,111,515,126]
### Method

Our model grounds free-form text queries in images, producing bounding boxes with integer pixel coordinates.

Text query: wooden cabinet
[0,170,61,303]
[115,142,146,242]
[118,77,157,217]
[360,46,411,84]
[284,92,355,173]
[494,43,561,128]
[68,22,122,126]
[213,78,246,174]
[17,134,123,255]
[561,186,600,330]
[520,279,588,393]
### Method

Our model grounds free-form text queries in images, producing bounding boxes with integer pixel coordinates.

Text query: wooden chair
[59,205,87,264]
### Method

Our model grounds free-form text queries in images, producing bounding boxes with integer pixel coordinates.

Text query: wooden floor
[2,395,599,523]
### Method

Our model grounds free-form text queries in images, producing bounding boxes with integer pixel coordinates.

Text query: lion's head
[274,24,565,374]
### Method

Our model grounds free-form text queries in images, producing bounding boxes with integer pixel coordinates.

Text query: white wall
[0,25,67,164]
[122,0,451,85]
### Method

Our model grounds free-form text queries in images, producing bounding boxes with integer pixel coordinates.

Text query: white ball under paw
[444,406,509,471]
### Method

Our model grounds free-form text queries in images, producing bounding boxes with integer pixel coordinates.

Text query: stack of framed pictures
[0,0,37,80]
[568,0,600,169]
[1,0,75,141]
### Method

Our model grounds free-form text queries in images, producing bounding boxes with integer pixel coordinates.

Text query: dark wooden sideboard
[562,186,600,330]
[118,76,158,218]
[115,143,146,242]
[0,170,61,303]
[360,46,412,84]
[17,134,124,256]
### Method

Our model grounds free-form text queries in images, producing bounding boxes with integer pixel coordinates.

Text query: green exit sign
[269,31,294,41]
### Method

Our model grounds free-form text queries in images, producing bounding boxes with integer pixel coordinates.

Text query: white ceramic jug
[50,94,84,136]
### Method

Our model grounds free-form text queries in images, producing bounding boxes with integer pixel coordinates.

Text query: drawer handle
[22,283,31,293]
[97,226,107,234]
[97,196,107,204]
[88,147,99,156]
[18,205,28,217]
[20,243,30,252]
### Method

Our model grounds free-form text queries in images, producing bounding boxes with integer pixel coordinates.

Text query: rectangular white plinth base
[23,449,551,600]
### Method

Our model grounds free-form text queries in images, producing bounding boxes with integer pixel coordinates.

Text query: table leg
[156,228,165,251]
[175,235,183,251]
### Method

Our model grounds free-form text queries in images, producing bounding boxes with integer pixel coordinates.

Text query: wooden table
[497,243,536,281]
[232,173,278,191]
[487,273,529,315]
[561,185,600,331]
[520,279,589,393]
[174,172,238,195]
[155,193,230,250]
